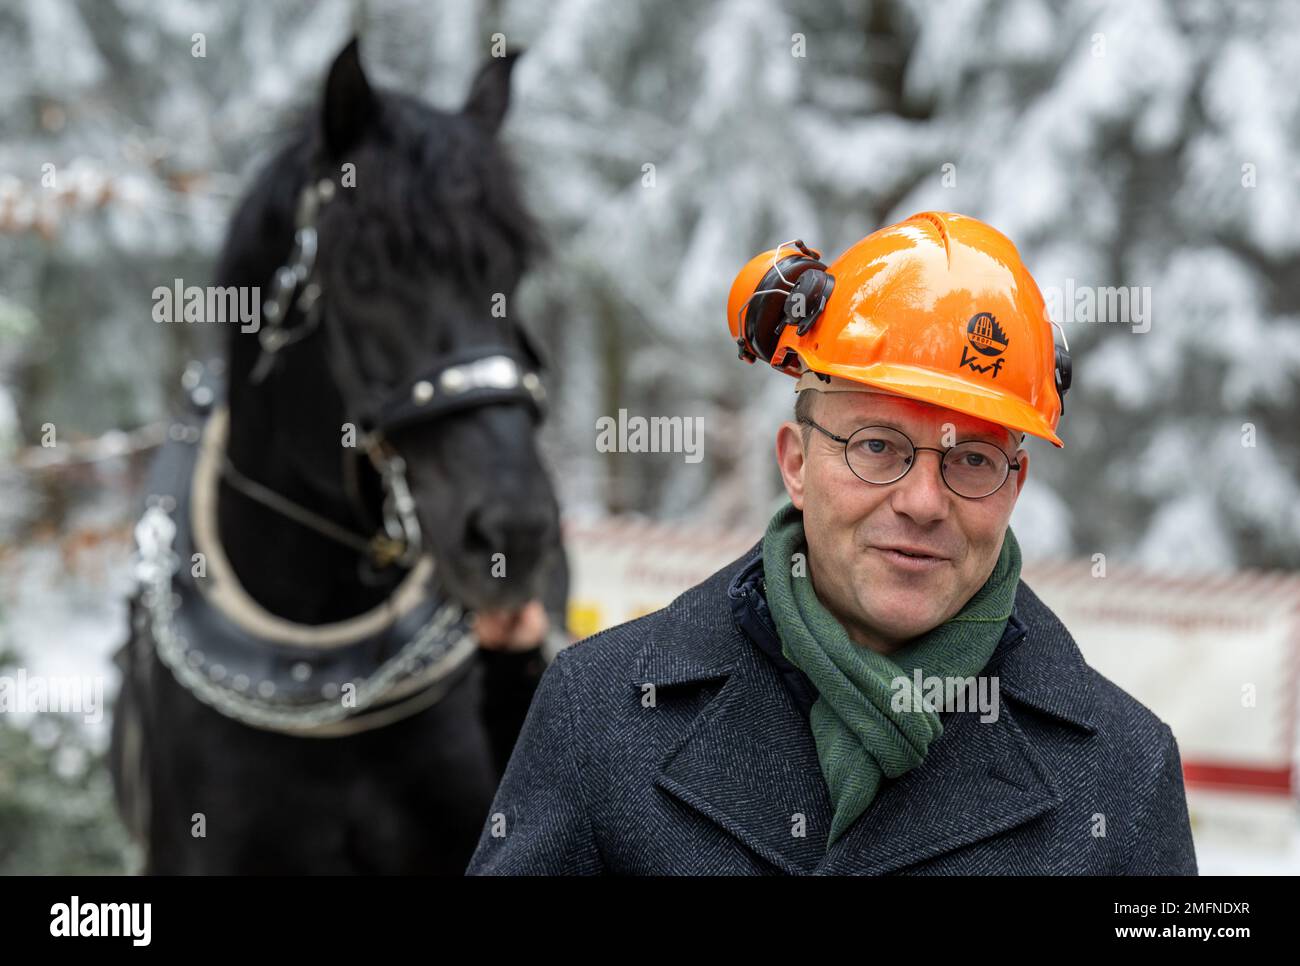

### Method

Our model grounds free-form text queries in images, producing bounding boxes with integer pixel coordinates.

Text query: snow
[2,0,1296,581]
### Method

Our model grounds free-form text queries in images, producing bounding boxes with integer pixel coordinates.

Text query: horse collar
[130,389,477,737]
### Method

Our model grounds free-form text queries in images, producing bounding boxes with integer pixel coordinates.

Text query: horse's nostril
[463,505,552,562]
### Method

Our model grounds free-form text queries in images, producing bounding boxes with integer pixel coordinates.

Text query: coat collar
[633,541,1097,874]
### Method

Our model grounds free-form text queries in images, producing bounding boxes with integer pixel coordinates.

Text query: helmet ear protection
[1054,343,1072,410]
[735,240,835,366]
[1048,319,1072,413]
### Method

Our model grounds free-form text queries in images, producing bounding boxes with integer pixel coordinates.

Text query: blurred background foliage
[0,647,131,874]
[2,0,1297,563]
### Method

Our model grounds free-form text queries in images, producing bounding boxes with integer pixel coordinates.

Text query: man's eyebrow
[850,416,1015,448]
[957,426,1019,448]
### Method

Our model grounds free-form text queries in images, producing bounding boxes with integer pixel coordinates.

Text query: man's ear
[776,421,808,510]
[1013,447,1030,493]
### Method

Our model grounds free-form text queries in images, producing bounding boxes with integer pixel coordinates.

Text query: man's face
[775,388,1029,652]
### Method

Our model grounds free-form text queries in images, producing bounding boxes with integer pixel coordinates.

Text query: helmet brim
[804,360,1064,448]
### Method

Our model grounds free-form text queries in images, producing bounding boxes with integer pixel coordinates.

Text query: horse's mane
[214,88,542,301]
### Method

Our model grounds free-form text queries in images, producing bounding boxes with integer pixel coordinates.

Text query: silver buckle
[364,438,423,568]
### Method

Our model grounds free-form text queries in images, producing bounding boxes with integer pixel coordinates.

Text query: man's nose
[887,450,951,525]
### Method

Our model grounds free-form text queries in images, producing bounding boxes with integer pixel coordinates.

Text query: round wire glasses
[798,417,1021,500]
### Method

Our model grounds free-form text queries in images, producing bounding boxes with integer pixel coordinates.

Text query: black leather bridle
[230,175,547,569]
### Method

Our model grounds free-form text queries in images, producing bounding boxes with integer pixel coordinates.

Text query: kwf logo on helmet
[959,312,1008,378]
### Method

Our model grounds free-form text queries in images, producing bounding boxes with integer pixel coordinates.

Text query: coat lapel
[816,585,1099,874]
[814,700,1061,874]
[635,572,1097,876]
[637,599,833,874]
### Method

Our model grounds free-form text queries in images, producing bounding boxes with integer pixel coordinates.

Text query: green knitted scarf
[761,501,1021,845]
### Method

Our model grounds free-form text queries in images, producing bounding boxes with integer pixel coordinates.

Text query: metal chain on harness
[132,503,472,735]
[249,179,334,384]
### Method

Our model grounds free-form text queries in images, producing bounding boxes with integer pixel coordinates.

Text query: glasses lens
[844,426,913,484]
[942,441,1010,498]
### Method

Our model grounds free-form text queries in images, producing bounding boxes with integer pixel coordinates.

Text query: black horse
[110,39,566,874]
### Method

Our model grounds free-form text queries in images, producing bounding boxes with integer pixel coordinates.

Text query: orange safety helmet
[726,211,1071,446]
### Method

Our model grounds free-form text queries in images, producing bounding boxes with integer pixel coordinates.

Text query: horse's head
[223,39,560,615]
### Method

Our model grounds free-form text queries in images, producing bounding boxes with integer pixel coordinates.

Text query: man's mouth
[873,545,949,572]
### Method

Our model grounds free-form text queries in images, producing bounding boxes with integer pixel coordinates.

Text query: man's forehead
[819,388,1018,444]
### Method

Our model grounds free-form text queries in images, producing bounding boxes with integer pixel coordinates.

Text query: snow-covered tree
[3,0,1297,571]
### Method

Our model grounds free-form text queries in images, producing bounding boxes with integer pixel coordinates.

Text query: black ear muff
[741,241,833,364]
[787,268,835,336]
[1054,343,1072,413]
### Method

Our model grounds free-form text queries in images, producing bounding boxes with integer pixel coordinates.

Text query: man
[467,211,1198,875]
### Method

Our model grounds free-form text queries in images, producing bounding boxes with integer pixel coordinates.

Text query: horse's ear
[463,51,521,134]
[321,37,375,159]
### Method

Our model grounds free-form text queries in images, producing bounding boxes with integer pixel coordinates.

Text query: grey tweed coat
[467,542,1198,875]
